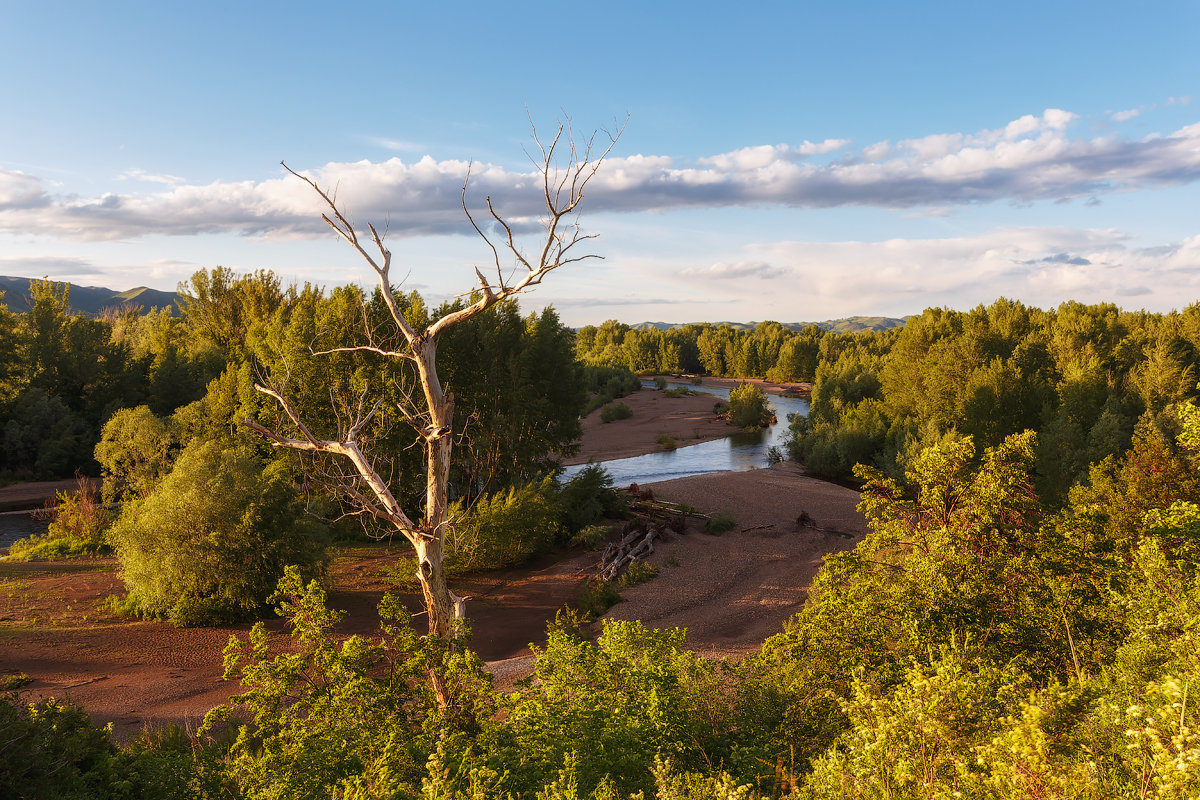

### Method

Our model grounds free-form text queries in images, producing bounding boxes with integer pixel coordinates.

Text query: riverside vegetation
[4,286,1200,797]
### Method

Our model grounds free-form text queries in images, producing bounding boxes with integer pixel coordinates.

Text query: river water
[562,381,810,486]
[0,510,48,550]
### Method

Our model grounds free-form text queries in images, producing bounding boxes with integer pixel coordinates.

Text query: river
[562,381,810,486]
[0,510,48,550]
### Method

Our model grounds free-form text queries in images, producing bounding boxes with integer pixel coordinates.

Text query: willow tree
[245,120,620,644]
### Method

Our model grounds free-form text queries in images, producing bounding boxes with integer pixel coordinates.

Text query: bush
[704,512,736,535]
[578,577,622,619]
[600,402,633,423]
[729,382,773,428]
[619,560,659,588]
[94,405,176,502]
[0,691,201,799]
[7,477,112,561]
[109,440,329,626]
[557,464,625,534]
[657,434,678,450]
[581,366,641,416]
[654,376,668,390]
[569,524,609,550]
[446,477,561,572]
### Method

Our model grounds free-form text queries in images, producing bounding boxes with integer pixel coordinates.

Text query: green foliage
[704,512,736,535]
[581,364,642,415]
[568,524,609,550]
[494,620,735,797]
[6,478,112,561]
[656,434,677,450]
[728,382,773,428]
[618,560,659,588]
[207,567,493,800]
[110,439,328,625]
[1,672,31,690]
[94,404,177,502]
[557,464,625,534]
[446,478,561,572]
[0,690,201,799]
[577,577,622,619]
[600,402,633,423]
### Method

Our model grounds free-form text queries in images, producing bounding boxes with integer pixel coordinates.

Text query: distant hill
[629,316,909,334]
[0,276,181,316]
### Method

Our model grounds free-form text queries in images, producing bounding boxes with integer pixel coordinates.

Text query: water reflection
[562,381,810,486]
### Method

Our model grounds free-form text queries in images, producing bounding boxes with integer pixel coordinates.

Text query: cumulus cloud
[4,108,1200,241]
[1111,107,1143,122]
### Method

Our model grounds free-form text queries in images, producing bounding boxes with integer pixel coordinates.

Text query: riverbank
[564,376,809,467]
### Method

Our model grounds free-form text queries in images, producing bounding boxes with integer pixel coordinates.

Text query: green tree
[94,405,178,502]
[728,382,772,428]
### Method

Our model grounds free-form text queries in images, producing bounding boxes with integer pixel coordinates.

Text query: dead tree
[244,119,621,654]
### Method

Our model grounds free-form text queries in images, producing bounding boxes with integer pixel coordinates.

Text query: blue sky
[2,1,1198,326]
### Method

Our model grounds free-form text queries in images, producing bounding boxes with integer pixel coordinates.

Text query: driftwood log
[599,524,660,581]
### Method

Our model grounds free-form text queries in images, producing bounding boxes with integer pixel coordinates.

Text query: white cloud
[0,169,50,210]
[364,136,423,152]
[1111,107,1143,122]
[732,228,1200,316]
[118,169,186,185]
[3,108,1200,241]
[682,261,788,280]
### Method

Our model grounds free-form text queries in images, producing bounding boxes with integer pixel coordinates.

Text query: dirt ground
[0,378,861,737]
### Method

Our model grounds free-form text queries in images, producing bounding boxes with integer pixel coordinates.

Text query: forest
[3,281,1200,798]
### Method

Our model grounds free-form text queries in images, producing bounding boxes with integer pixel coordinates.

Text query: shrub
[0,691,200,799]
[657,434,677,450]
[94,405,177,502]
[446,477,561,572]
[7,477,112,561]
[569,524,609,550]
[704,512,736,535]
[581,366,642,416]
[654,376,668,390]
[109,440,329,626]
[600,402,633,423]
[619,560,659,588]
[729,382,773,428]
[578,577,622,619]
[556,463,625,535]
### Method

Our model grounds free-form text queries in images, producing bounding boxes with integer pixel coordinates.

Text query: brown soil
[0,379,862,737]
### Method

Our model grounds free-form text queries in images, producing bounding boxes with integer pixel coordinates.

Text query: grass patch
[704,512,736,535]
[656,434,677,450]
[618,560,659,588]
[663,387,697,398]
